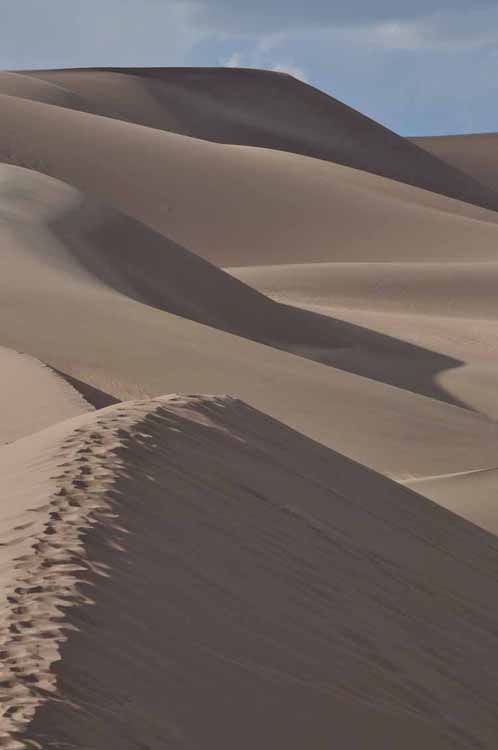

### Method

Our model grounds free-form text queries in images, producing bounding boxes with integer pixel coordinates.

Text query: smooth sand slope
[0,346,91,444]
[404,467,498,535]
[2,395,498,748]
[413,132,498,195]
[0,164,353,352]
[230,260,498,423]
[3,166,498,487]
[230,264,498,524]
[0,165,475,413]
[6,67,498,212]
[231,261,498,319]
[2,93,498,267]
[231,258,498,517]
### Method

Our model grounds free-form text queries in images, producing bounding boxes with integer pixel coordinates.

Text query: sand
[2,396,498,749]
[4,164,498,486]
[0,346,91,444]
[6,67,498,211]
[2,93,498,270]
[413,132,498,195]
[1,66,498,747]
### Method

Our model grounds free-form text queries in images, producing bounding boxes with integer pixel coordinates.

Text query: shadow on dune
[94,67,498,213]
[273,301,469,410]
[0,163,464,414]
[51,368,121,410]
[51,201,467,411]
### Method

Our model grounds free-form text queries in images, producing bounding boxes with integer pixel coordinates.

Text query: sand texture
[2,396,498,749]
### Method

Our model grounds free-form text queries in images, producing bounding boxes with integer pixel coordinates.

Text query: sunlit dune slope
[0,346,91,444]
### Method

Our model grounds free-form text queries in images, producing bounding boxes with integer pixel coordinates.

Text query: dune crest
[1,395,498,748]
[0,346,92,444]
[2,95,498,269]
[9,67,498,212]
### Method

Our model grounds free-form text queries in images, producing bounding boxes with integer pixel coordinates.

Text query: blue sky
[2,0,498,135]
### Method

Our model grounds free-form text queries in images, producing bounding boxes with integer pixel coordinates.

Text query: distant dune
[413,132,498,195]
[3,166,498,488]
[0,164,349,352]
[4,67,498,212]
[2,91,498,268]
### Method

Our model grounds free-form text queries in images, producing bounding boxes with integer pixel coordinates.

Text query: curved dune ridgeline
[2,396,498,748]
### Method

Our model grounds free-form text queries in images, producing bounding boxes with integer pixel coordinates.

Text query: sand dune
[229,261,498,421]
[1,93,498,268]
[413,132,498,195]
[0,71,91,113]
[3,166,498,485]
[231,261,498,319]
[404,466,498,535]
[229,249,498,527]
[0,164,351,352]
[6,67,498,212]
[2,395,498,748]
[0,346,91,444]
[245,278,498,425]
[2,63,498,748]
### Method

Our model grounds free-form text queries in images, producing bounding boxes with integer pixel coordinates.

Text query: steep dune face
[412,133,498,195]
[10,67,498,212]
[2,396,498,749]
[0,346,92,444]
[0,164,350,352]
[1,95,498,267]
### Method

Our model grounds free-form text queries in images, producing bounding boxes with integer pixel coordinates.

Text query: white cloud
[223,51,242,66]
[190,0,493,36]
[229,6,498,57]
[271,62,307,81]
[219,49,307,81]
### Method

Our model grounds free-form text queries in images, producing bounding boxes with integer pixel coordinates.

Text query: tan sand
[230,263,498,531]
[2,65,498,747]
[403,467,498,535]
[2,93,498,268]
[413,132,498,194]
[0,346,92,444]
[2,395,498,748]
[1,166,498,486]
[0,164,348,352]
[230,261,498,319]
[229,261,498,406]
[229,258,498,523]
